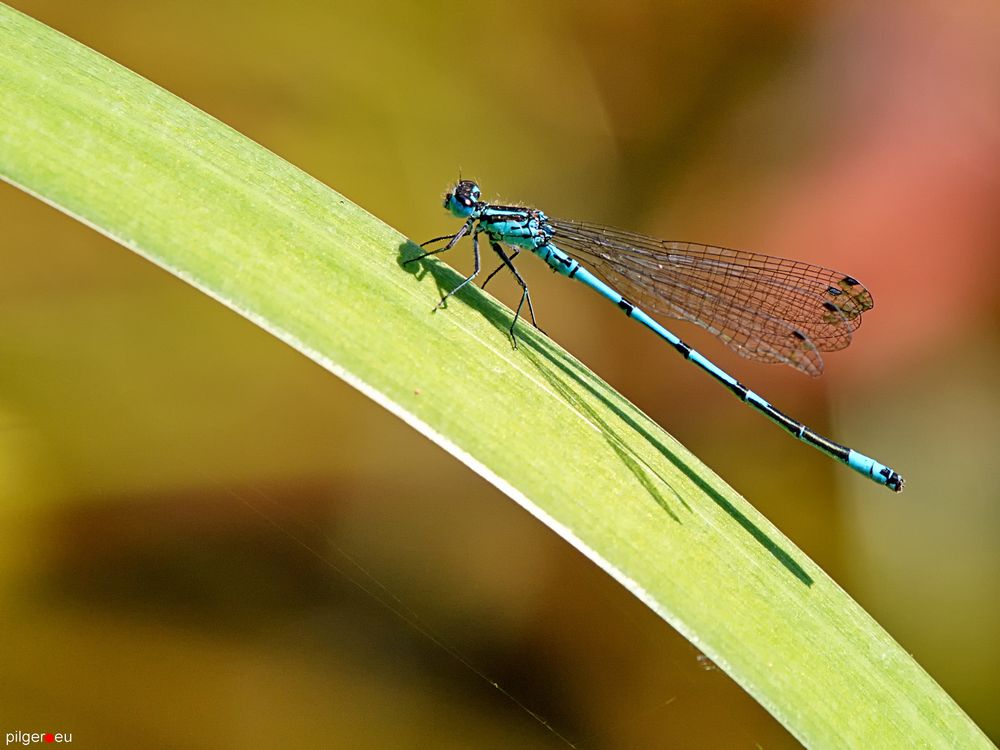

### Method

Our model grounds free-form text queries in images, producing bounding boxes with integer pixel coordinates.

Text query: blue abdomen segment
[847,452,903,491]
[564,254,904,492]
[534,242,582,277]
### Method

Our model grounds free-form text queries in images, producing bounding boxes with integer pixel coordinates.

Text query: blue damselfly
[409,180,903,492]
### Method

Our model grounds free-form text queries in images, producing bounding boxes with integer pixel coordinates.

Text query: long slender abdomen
[562,257,903,491]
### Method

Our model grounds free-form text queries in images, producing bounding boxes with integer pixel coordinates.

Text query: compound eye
[454,180,480,207]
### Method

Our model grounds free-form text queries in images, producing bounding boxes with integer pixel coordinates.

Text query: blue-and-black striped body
[434,181,902,492]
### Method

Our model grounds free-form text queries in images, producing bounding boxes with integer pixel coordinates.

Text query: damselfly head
[444,180,481,218]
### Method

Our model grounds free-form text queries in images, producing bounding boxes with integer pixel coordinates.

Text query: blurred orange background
[2,1,998,747]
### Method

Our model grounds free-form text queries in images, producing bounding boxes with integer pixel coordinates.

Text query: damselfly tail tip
[886,471,904,493]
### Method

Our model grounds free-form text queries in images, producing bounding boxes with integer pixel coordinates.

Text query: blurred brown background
[2,1,998,747]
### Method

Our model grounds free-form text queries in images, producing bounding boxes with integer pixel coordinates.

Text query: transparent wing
[551,219,874,377]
